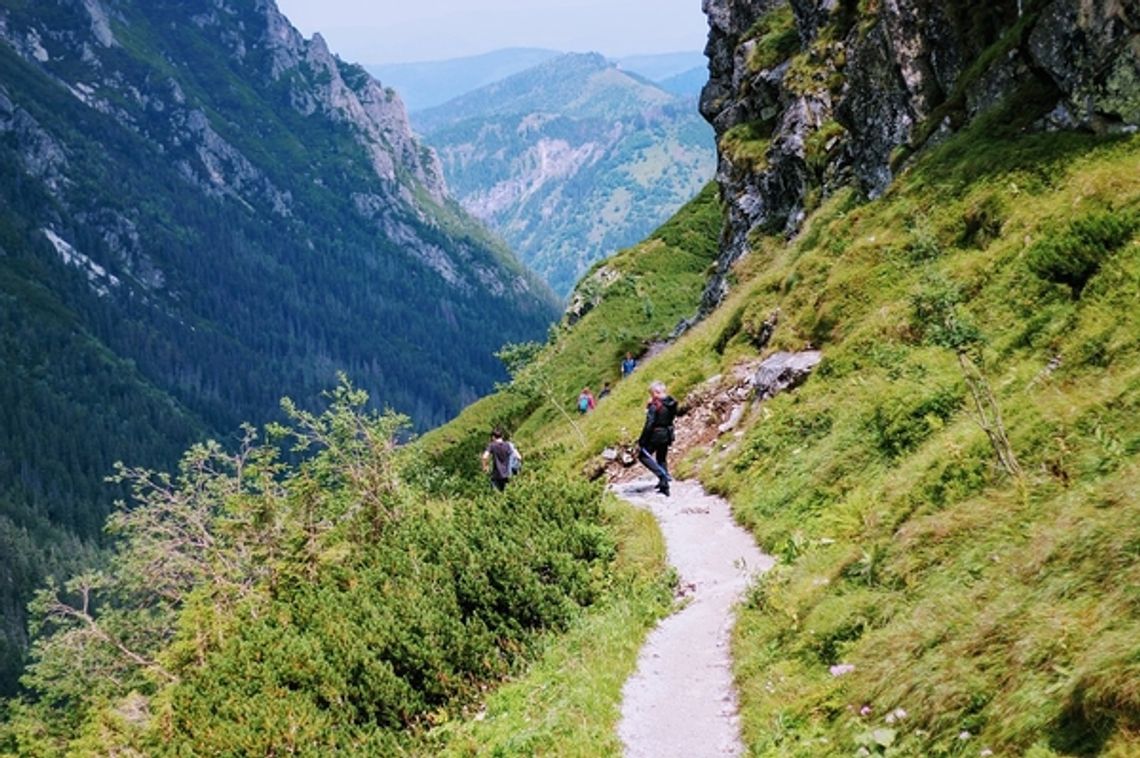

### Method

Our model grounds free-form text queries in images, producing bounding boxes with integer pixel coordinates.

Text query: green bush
[744,4,801,74]
[3,385,616,755]
[1027,209,1139,298]
[868,383,963,459]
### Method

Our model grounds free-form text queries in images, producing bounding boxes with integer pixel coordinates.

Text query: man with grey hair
[638,380,677,496]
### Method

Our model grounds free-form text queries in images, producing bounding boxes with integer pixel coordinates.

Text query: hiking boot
[656,482,670,497]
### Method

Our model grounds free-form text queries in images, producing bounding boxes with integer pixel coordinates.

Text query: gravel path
[614,477,773,758]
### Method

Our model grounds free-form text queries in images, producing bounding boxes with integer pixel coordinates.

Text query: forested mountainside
[0,0,557,696]
[2,0,1138,755]
[415,53,716,296]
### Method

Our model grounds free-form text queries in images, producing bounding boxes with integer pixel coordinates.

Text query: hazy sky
[274,0,709,65]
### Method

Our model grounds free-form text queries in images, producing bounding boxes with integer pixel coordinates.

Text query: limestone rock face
[698,0,1140,311]
[1029,0,1140,129]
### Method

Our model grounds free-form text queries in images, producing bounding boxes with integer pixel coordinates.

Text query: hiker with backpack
[481,427,521,491]
[638,380,677,497]
[577,387,596,414]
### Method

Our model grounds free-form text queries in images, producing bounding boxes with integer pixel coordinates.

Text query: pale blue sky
[274,0,709,65]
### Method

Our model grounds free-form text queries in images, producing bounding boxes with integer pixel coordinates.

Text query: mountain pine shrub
[1026,208,1139,298]
[0,380,616,755]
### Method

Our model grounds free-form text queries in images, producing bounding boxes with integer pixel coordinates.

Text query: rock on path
[613,477,773,757]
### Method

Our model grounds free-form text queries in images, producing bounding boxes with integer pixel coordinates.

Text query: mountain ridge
[0,0,558,694]
[365,48,708,112]
[416,51,716,295]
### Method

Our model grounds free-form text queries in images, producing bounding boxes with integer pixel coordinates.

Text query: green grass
[417,497,672,756]
[687,123,1140,755]
[720,123,772,172]
[744,5,801,74]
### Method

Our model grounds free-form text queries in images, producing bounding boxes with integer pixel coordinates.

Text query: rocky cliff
[0,0,448,239]
[699,0,1140,311]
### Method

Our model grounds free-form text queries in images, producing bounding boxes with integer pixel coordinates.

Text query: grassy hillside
[699,128,1140,757]
[421,114,1140,754]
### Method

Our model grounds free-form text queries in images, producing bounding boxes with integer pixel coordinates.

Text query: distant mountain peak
[414,51,677,135]
[414,49,715,295]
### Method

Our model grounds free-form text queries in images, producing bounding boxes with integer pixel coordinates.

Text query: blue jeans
[638,445,670,486]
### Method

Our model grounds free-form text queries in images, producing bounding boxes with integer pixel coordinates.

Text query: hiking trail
[613,476,773,757]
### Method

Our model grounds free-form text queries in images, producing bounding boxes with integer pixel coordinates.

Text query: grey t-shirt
[485,440,512,481]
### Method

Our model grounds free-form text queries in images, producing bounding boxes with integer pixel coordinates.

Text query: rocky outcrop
[698,0,1140,310]
[699,0,789,312]
[0,86,69,194]
[0,0,474,298]
[752,349,822,400]
[1029,0,1140,129]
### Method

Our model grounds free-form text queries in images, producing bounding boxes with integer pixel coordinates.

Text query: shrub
[5,383,616,755]
[869,383,963,459]
[1027,210,1139,298]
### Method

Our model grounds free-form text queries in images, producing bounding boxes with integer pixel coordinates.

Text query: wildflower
[885,707,908,724]
[959,730,972,740]
[860,704,873,717]
[980,750,994,757]
[830,663,856,677]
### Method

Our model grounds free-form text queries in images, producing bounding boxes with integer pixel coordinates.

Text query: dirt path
[614,477,773,758]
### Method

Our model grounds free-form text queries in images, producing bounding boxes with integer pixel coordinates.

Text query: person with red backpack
[577,387,596,414]
[638,380,677,496]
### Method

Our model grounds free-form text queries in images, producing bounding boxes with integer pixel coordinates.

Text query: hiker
[621,352,637,378]
[507,436,522,477]
[481,427,518,491]
[598,381,612,400]
[577,386,596,414]
[638,380,677,496]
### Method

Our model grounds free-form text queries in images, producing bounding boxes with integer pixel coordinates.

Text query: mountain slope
[419,124,1140,758]
[4,0,1139,754]
[658,65,707,97]
[364,49,706,115]
[415,53,716,295]
[417,1,1140,754]
[0,0,557,693]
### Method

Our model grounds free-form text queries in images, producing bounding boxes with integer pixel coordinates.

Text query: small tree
[911,274,1023,480]
[496,341,586,446]
[4,377,411,754]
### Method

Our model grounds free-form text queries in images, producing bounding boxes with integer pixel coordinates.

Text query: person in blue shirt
[621,352,637,378]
